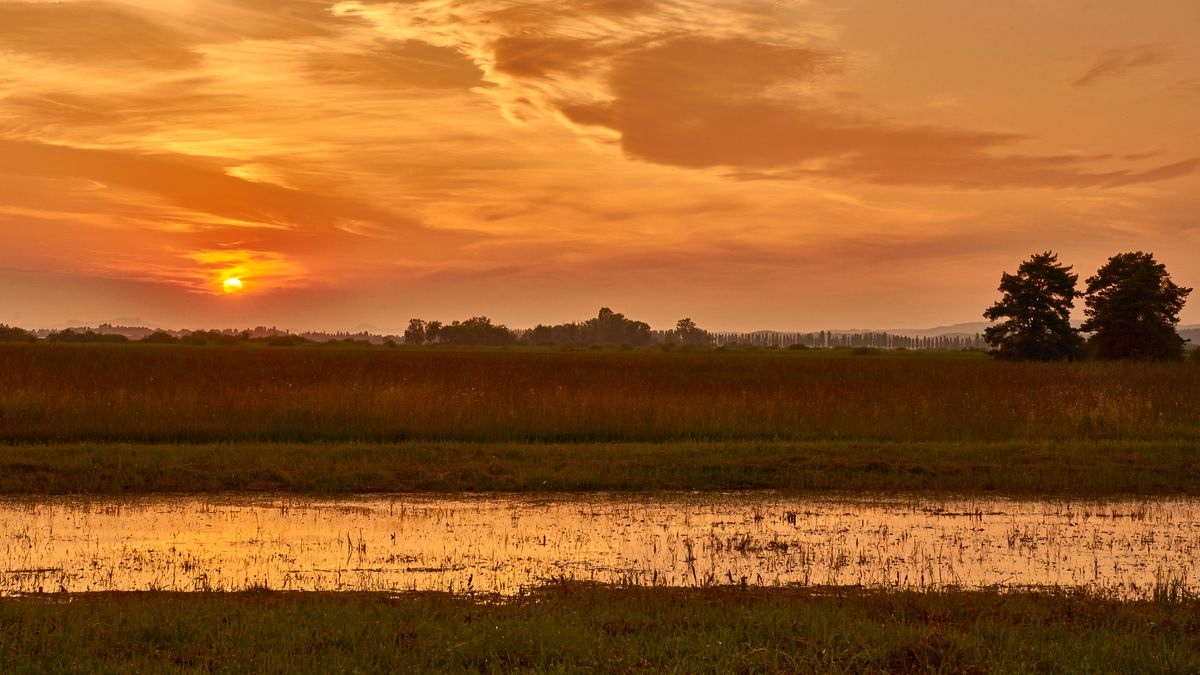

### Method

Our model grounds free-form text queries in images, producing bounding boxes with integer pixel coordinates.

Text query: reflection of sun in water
[222,277,244,294]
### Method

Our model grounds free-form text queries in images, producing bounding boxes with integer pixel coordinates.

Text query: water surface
[2,494,1196,598]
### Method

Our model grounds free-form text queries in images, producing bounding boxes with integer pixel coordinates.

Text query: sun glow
[222,277,244,294]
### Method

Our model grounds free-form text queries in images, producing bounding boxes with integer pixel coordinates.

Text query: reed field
[2,343,1199,444]
[2,585,1198,673]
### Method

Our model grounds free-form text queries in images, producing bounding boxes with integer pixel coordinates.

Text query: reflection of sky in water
[2,494,1197,598]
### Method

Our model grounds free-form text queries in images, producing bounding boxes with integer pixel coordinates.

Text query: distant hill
[881,322,990,338]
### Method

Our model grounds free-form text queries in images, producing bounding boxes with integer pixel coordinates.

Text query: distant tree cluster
[44,329,129,344]
[0,325,36,343]
[399,309,723,348]
[524,308,653,347]
[984,251,1192,361]
[404,317,516,346]
[665,318,715,347]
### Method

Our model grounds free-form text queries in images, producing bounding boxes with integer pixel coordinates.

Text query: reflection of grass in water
[1,344,1199,443]
[1,585,1199,672]
[2,439,1200,496]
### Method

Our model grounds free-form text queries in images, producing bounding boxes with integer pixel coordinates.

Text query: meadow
[2,343,1199,444]
[3,440,1199,496]
[2,585,1198,673]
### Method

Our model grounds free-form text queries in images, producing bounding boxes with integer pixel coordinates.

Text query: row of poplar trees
[983,251,1192,361]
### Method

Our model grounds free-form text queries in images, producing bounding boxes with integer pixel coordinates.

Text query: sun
[222,277,244,294]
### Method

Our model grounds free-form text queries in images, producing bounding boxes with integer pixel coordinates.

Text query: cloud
[0,138,481,249]
[0,1,202,68]
[184,248,309,293]
[191,0,365,41]
[307,40,485,89]
[464,0,657,30]
[492,37,611,78]
[560,37,1197,189]
[0,79,233,130]
[1073,47,1168,88]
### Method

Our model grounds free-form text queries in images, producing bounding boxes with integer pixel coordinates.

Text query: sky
[1,0,1198,333]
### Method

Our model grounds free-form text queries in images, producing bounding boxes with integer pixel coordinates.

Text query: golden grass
[2,344,1198,443]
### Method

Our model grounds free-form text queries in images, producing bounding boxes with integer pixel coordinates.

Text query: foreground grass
[2,585,1197,673]
[3,344,1200,443]
[2,440,1198,496]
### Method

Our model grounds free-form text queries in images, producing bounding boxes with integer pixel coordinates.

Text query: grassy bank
[2,585,1197,673]
[2,440,1198,496]
[2,344,1199,443]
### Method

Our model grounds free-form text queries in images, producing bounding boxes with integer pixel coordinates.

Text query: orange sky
[1,0,1198,332]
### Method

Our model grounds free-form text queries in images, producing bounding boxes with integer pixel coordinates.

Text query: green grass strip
[2,586,1198,673]
[2,440,1198,496]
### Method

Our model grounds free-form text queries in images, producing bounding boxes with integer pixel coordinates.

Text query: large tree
[983,251,1083,361]
[1082,251,1191,360]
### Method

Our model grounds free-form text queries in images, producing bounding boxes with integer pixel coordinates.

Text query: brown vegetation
[1,344,1198,443]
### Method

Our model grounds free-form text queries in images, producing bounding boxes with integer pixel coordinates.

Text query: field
[2,343,1199,444]
[3,440,1199,496]
[3,344,1200,672]
[3,586,1198,673]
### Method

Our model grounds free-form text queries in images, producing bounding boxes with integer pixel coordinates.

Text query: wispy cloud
[1073,46,1168,87]
[0,1,203,68]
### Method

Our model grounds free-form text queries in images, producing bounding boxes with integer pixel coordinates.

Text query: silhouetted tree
[669,318,714,346]
[983,251,1082,360]
[1082,251,1191,360]
[403,319,427,345]
[424,321,443,343]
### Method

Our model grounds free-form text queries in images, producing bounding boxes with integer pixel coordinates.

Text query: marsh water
[2,494,1197,598]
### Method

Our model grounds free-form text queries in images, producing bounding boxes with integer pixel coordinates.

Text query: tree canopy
[1082,251,1192,360]
[983,251,1082,361]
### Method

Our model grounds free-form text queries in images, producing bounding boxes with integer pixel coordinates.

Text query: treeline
[0,327,377,348]
[402,308,717,348]
[709,331,986,350]
[0,319,993,351]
